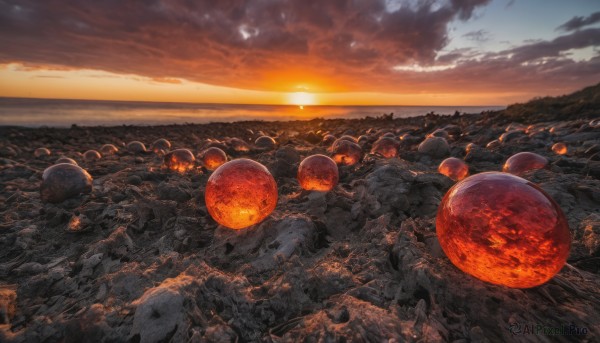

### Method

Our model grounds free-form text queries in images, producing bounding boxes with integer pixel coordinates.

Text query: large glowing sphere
[205,159,278,229]
[163,149,195,173]
[332,140,362,166]
[34,148,51,157]
[198,147,228,171]
[438,157,469,181]
[152,139,171,154]
[371,137,398,158]
[551,143,568,155]
[55,157,78,165]
[436,172,570,288]
[83,150,102,161]
[503,152,549,175]
[41,163,93,203]
[297,154,339,191]
[255,136,277,150]
[100,144,119,155]
[127,141,147,154]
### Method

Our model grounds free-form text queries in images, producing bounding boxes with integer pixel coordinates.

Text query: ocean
[0,97,505,127]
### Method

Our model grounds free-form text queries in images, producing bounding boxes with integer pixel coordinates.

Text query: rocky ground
[0,108,599,342]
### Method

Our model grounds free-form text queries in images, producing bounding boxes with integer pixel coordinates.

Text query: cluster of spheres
[436,172,571,288]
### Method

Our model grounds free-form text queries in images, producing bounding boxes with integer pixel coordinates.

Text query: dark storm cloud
[557,11,600,32]
[0,0,598,95]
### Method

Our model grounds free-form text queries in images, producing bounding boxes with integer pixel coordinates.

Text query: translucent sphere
[41,163,93,203]
[163,149,195,173]
[83,150,102,161]
[551,142,568,155]
[198,147,228,171]
[438,157,469,181]
[418,137,450,158]
[371,137,398,158]
[229,138,250,152]
[331,140,362,166]
[100,144,119,155]
[205,159,278,229]
[127,141,147,154]
[34,148,51,157]
[503,152,549,176]
[322,134,336,146]
[255,136,277,150]
[338,135,358,144]
[55,157,78,165]
[297,154,339,191]
[152,139,171,154]
[436,172,571,288]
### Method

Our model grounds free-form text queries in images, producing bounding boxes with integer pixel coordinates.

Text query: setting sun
[288,92,317,106]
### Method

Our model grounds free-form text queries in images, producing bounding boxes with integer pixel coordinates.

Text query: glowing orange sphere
[503,152,549,176]
[152,138,171,154]
[205,159,278,229]
[436,172,571,288]
[41,163,93,203]
[255,136,277,150]
[198,147,228,171]
[100,144,119,155]
[438,157,469,181]
[331,140,362,166]
[83,150,102,161]
[55,157,78,165]
[34,148,51,157]
[371,137,398,158]
[551,142,568,155]
[127,141,147,154]
[163,149,195,173]
[229,138,250,152]
[297,154,339,192]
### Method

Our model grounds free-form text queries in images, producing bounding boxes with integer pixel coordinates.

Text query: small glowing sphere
[229,138,250,152]
[551,142,568,155]
[297,154,339,191]
[83,150,102,161]
[371,137,398,158]
[322,134,336,146]
[152,139,171,154]
[41,163,93,203]
[255,136,277,150]
[163,149,195,173]
[198,147,228,171]
[127,141,147,154]
[55,157,78,165]
[332,140,362,166]
[503,152,549,176]
[465,143,477,154]
[436,172,571,288]
[438,157,469,181]
[100,144,119,155]
[205,159,278,229]
[34,148,51,157]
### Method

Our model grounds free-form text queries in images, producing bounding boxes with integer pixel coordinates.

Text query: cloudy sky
[0,0,598,105]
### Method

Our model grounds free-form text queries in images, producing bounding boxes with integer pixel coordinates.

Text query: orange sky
[0,1,598,107]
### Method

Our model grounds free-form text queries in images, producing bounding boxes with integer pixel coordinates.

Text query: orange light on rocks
[163,149,195,173]
[255,136,277,150]
[127,141,147,154]
[100,144,119,155]
[297,154,339,192]
[503,152,549,176]
[438,157,469,181]
[198,147,228,171]
[371,137,398,158]
[34,148,51,157]
[83,150,102,161]
[331,140,362,166]
[152,139,171,154]
[436,172,571,288]
[205,159,278,229]
[41,163,93,203]
[551,142,568,155]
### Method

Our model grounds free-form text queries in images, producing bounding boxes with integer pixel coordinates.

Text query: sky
[0,0,599,106]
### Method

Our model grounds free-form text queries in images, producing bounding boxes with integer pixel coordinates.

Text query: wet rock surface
[0,109,599,342]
